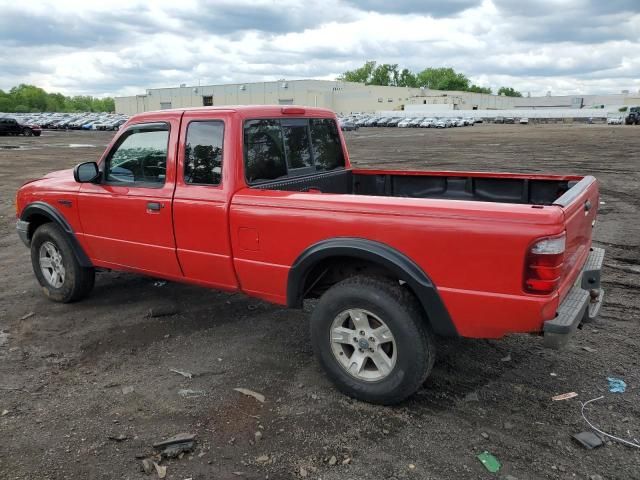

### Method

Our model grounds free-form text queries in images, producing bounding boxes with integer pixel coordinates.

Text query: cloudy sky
[1,0,639,98]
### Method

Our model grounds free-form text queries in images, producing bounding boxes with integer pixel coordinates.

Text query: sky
[0,0,639,98]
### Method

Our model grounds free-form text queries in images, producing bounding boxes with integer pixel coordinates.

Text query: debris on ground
[328,456,337,466]
[153,462,167,479]
[572,431,604,449]
[299,466,308,477]
[501,354,511,362]
[148,305,179,318]
[408,463,416,470]
[178,389,205,398]
[141,458,155,474]
[254,431,263,442]
[256,454,270,464]
[153,433,196,458]
[121,386,134,395]
[581,346,597,353]
[234,387,265,403]
[20,312,35,320]
[1,409,8,416]
[108,434,128,442]
[607,377,626,393]
[464,392,479,402]
[153,281,167,287]
[552,392,578,401]
[169,368,193,379]
[476,451,501,473]
[480,432,489,439]
[580,396,640,448]
[0,332,9,346]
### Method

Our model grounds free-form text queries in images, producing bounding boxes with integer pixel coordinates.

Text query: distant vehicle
[339,120,358,131]
[474,118,484,124]
[397,118,413,128]
[519,117,529,125]
[607,116,623,125]
[624,106,639,125]
[504,117,515,124]
[463,117,475,126]
[453,118,466,127]
[419,118,435,128]
[0,117,41,136]
[434,118,447,128]
[495,116,505,124]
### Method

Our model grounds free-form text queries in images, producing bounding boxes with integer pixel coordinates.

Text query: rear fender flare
[287,238,457,337]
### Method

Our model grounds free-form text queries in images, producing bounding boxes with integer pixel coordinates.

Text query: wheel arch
[287,237,457,337]
[20,201,93,268]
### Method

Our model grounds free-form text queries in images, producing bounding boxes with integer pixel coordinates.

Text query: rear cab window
[243,117,345,184]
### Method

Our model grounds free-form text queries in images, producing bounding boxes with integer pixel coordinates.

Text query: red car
[15,106,604,404]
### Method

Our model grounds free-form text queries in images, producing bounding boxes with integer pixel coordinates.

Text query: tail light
[524,233,566,294]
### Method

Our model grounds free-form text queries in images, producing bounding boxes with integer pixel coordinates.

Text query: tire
[23,128,33,137]
[310,275,436,405]
[30,223,95,303]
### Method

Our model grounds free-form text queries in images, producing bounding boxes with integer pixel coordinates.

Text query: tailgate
[554,176,599,302]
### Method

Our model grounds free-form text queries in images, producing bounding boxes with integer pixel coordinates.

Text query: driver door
[77,115,182,277]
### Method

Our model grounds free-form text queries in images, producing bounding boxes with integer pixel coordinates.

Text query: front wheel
[310,275,435,405]
[23,128,33,137]
[30,223,95,303]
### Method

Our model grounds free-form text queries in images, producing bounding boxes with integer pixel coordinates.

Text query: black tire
[30,223,95,303]
[23,128,33,137]
[310,275,435,405]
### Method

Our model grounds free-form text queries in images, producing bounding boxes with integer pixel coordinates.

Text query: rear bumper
[543,247,605,349]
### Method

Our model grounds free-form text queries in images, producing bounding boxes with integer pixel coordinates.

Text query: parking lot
[1,124,639,479]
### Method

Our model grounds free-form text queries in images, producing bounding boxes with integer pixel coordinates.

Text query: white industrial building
[115,79,640,116]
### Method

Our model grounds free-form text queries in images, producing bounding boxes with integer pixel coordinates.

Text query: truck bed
[252,168,581,205]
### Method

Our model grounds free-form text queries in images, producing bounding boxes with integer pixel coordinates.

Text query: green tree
[415,67,470,91]
[497,86,522,97]
[0,84,115,113]
[370,63,399,86]
[339,61,377,84]
[398,68,417,87]
[467,84,492,94]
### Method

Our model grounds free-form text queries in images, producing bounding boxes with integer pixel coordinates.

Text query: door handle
[147,202,164,212]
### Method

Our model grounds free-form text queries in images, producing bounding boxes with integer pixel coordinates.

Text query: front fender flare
[287,238,457,337]
[20,201,93,268]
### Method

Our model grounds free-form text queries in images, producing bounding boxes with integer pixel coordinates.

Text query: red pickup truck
[15,106,604,404]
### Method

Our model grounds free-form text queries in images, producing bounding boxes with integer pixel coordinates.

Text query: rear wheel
[23,128,33,137]
[310,275,435,405]
[30,223,95,303]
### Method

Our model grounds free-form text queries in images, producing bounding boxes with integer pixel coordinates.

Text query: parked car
[519,117,529,125]
[397,118,414,128]
[624,106,639,125]
[607,116,623,125]
[419,118,435,128]
[495,116,505,124]
[339,119,358,131]
[504,117,515,124]
[0,117,42,136]
[15,105,605,405]
[463,117,475,126]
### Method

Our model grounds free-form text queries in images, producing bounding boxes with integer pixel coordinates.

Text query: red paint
[15,105,600,340]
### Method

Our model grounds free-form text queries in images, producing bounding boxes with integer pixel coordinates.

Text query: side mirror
[73,162,101,183]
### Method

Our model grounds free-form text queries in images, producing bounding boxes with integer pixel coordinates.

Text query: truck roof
[130,105,336,121]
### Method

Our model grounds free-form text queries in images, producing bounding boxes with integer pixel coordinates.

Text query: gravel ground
[0,124,638,480]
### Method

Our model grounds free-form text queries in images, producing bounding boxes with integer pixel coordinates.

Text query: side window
[310,119,345,171]
[106,124,169,186]
[184,121,224,185]
[244,119,287,183]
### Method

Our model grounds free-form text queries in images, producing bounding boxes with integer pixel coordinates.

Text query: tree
[370,63,399,86]
[339,61,377,84]
[415,67,470,91]
[467,84,492,94]
[0,84,115,113]
[497,86,522,97]
[398,68,417,88]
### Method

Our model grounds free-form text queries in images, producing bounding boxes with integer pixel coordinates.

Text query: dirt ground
[0,124,638,480]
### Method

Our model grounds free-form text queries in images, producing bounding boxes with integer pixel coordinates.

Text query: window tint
[309,119,345,171]
[106,125,169,186]
[244,118,345,184]
[244,119,287,183]
[184,121,224,185]
[282,120,312,170]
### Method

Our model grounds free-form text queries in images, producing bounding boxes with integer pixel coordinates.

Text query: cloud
[0,0,638,98]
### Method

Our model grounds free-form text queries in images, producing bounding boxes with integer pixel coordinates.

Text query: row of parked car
[338,114,484,131]
[0,112,129,133]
